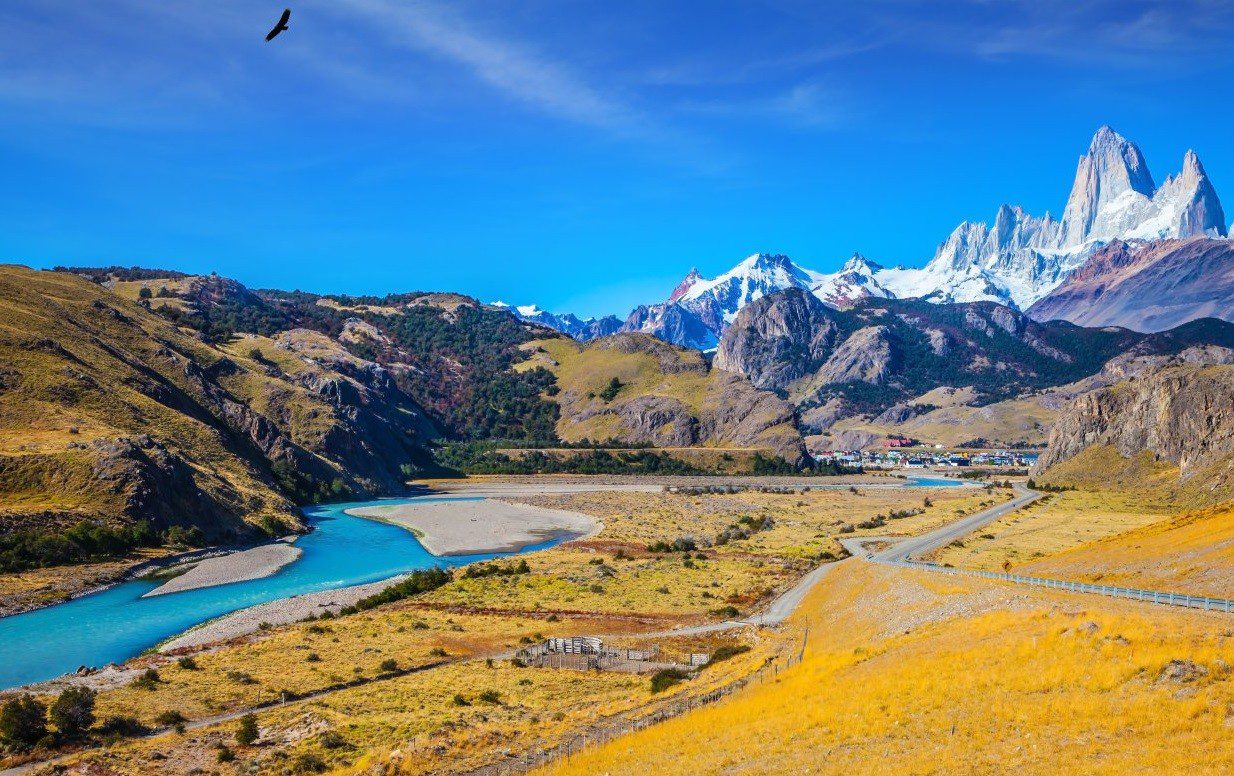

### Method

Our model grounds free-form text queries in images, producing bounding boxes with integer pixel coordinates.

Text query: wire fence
[884,559,1234,613]
[462,640,806,776]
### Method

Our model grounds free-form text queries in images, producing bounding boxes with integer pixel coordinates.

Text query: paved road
[840,483,1042,563]
[842,484,1234,616]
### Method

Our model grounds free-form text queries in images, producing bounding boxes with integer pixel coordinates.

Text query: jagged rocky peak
[668,268,703,303]
[1061,125,1156,245]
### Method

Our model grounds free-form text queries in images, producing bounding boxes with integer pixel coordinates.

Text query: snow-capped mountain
[811,253,893,307]
[620,253,829,350]
[490,302,622,341]
[619,126,1228,348]
[871,126,1226,308]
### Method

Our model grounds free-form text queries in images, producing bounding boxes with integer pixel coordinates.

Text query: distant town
[811,438,1039,471]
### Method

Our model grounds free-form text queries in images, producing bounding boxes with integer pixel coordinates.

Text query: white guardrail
[884,559,1234,614]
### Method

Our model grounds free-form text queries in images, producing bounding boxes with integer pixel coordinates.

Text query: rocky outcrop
[714,288,842,390]
[815,326,893,385]
[1035,350,1234,480]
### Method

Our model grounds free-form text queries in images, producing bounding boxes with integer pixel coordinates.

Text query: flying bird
[265,8,291,41]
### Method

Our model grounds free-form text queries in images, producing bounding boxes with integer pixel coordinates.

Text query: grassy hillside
[518,335,806,463]
[0,266,437,574]
[542,559,1234,775]
[1020,500,1234,598]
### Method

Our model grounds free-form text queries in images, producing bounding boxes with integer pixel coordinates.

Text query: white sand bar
[142,542,302,598]
[346,498,598,556]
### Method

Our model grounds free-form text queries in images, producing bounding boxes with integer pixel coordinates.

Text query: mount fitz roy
[508,126,1229,348]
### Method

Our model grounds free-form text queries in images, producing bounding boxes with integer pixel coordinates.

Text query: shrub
[235,713,259,745]
[132,668,161,690]
[217,745,235,762]
[379,658,398,673]
[710,605,739,618]
[154,710,186,727]
[306,652,321,663]
[98,715,148,738]
[49,686,96,738]
[0,694,48,750]
[650,669,690,694]
[477,690,501,705]
[292,752,328,773]
[599,377,623,402]
[702,644,751,669]
[452,694,471,706]
[176,656,198,670]
[318,730,348,749]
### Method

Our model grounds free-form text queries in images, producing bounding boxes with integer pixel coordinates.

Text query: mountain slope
[715,287,1234,426]
[517,333,807,463]
[1034,354,1234,504]
[0,266,435,547]
[1027,237,1234,331]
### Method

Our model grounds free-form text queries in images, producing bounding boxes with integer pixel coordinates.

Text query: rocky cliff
[1034,349,1234,501]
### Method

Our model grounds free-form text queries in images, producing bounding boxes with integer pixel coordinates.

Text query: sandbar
[346,498,598,556]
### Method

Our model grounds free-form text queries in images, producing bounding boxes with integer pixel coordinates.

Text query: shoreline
[0,472,966,692]
[346,497,600,556]
[140,540,303,598]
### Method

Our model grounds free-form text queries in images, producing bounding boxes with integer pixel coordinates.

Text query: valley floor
[1,475,999,774]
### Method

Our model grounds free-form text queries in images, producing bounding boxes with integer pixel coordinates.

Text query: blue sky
[2,1,1234,318]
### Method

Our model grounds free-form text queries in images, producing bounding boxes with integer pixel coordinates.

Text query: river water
[0,476,962,690]
[0,496,564,690]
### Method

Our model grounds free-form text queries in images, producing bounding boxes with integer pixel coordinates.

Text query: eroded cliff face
[713,287,842,391]
[1035,349,1234,487]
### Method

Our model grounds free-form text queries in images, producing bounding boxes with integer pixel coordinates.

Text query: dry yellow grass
[13,485,998,774]
[1021,500,1234,597]
[927,490,1175,571]
[540,560,1234,776]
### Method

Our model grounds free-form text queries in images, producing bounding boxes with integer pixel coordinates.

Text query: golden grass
[17,486,998,773]
[927,490,1175,571]
[540,560,1234,776]
[1021,500,1234,597]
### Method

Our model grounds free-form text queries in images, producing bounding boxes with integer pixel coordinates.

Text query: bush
[49,686,96,739]
[292,752,328,773]
[235,713,259,745]
[217,745,235,762]
[599,377,623,402]
[0,694,47,750]
[154,710,186,727]
[98,715,148,738]
[176,656,198,670]
[379,658,398,673]
[650,669,690,694]
[702,644,751,669]
[477,690,501,705]
[452,694,471,706]
[132,668,161,690]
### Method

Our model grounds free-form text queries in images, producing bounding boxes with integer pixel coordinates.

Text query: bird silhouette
[265,8,291,41]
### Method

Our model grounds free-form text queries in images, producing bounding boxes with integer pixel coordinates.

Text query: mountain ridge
[519,126,1229,347]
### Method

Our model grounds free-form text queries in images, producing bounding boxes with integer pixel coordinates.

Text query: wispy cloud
[333,0,648,134]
